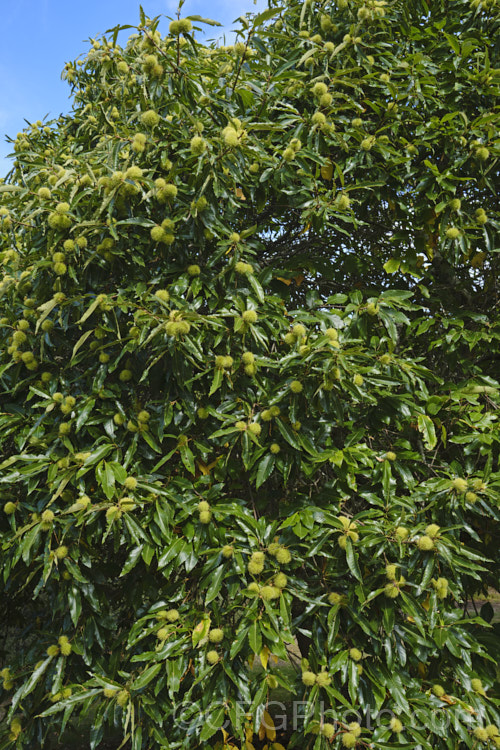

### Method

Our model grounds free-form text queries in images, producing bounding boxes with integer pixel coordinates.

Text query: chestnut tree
[0,0,499,748]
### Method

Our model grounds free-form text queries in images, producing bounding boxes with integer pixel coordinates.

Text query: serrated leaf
[417,414,437,449]
[205,565,225,604]
[255,454,275,489]
[252,7,282,27]
[180,445,195,475]
[71,329,94,361]
[120,545,144,576]
[76,398,95,431]
[68,586,82,626]
[132,663,162,692]
[200,705,225,741]
[209,368,223,396]
[248,274,264,303]
[345,537,362,581]
[230,627,248,659]
[275,418,301,450]
[248,621,262,654]
[9,657,53,717]
[96,460,115,500]
[115,217,155,227]
[36,689,103,718]
[141,430,162,454]
[77,296,103,325]
[35,298,59,333]
[186,14,222,26]
[107,461,127,484]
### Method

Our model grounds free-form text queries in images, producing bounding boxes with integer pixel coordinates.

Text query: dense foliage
[0,0,499,748]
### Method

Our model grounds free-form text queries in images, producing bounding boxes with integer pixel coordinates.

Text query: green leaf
[329,449,344,467]
[132,663,162,692]
[383,258,400,274]
[192,615,211,648]
[252,7,282,27]
[248,621,262,654]
[107,461,127,484]
[180,445,196,475]
[230,627,249,659]
[96,460,115,500]
[77,295,104,325]
[205,565,225,604]
[276,418,301,450]
[114,218,155,228]
[345,537,362,581]
[248,274,265,303]
[199,705,225,741]
[209,368,223,396]
[123,515,151,546]
[382,460,392,499]
[141,430,162,453]
[255,453,275,489]
[433,628,448,648]
[417,414,437,450]
[9,656,53,716]
[75,398,96,431]
[120,545,144,576]
[427,396,445,415]
[298,47,316,67]
[420,556,435,589]
[157,537,184,569]
[21,525,40,564]
[35,298,59,333]
[71,330,94,361]
[186,15,222,26]
[80,444,113,467]
[36,689,103,718]
[64,560,88,584]
[382,603,395,634]
[68,587,82,626]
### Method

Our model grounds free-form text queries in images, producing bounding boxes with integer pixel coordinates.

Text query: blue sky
[0,0,267,177]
